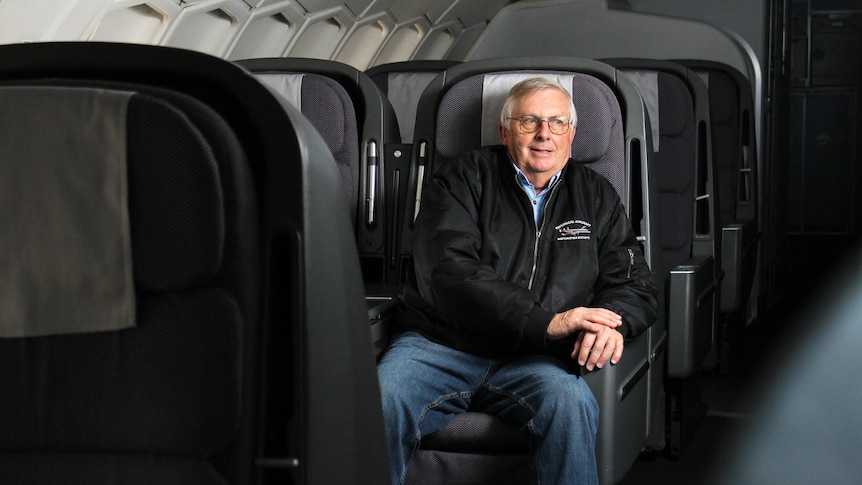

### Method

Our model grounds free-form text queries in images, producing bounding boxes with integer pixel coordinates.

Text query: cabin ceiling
[0,0,540,69]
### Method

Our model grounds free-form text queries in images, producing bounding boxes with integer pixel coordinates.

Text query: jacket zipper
[527,182,562,290]
[627,248,634,278]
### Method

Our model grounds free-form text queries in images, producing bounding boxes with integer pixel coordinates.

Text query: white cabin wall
[0,0,513,68]
[0,0,112,43]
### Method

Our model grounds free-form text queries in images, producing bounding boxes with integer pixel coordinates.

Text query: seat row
[237,55,759,483]
[0,41,759,485]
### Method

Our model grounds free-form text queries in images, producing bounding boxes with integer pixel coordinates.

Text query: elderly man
[377,77,658,485]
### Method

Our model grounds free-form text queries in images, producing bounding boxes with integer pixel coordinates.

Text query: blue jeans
[377,331,599,485]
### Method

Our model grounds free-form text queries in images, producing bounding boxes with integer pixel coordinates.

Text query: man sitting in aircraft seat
[377,77,659,485]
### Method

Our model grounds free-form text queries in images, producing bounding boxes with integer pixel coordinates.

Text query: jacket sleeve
[590,183,660,339]
[410,154,545,350]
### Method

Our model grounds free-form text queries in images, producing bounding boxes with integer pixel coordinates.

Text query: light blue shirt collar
[513,164,561,226]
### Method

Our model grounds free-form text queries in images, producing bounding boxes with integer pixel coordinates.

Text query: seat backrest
[237,58,403,289]
[623,67,698,274]
[404,56,660,485]
[366,60,460,143]
[674,59,760,319]
[0,42,388,485]
[604,59,720,272]
[676,59,758,228]
[604,60,723,383]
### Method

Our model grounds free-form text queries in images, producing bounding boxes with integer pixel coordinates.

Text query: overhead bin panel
[288,7,351,59]
[0,0,115,42]
[413,23,459,60]
[435,0,511,25]
[391,0,453,25]
[228,5,301,59]
[336,14,394,69]
[295,0,373,16]
[89,4,167,44]
[163,1,249,57]
[445,22,487,61]
[372,20,430,66]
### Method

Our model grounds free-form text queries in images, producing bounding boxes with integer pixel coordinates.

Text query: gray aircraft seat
[604,58,722,457]
[236,57,404,291]
[366,60,461,144]
[675,59,760,374]
[398,56,662,485]
[0,42,388,485]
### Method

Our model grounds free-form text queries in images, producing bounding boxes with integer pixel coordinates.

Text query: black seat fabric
[399,57,659,485]
[0,42,388,485]
[645,70,697,274]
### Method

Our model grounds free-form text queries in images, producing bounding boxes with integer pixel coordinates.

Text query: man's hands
[547,307,625,370]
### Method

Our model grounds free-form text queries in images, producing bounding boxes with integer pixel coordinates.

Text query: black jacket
[396,145,659,362]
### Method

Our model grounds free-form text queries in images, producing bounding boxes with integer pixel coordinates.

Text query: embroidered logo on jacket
[555,219,592,241]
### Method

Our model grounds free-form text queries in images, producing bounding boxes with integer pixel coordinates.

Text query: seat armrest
[667,254,717,378]
[583,329,651,485]
[720,217,758,313]
[368,296,398,359]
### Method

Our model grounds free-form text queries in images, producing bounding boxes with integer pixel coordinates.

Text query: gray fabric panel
[696,69,710,91]
[622,69,661,152]
[254,72,304,108]
[389,71,439,143]
[0,86,135,337]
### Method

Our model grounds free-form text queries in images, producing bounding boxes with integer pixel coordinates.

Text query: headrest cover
[621,69,661,152]
[389,71,439,143]
[0,86,136,338]
[256,72,305,111]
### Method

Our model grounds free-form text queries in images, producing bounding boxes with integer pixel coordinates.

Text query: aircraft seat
[0,41,388,485]
[676,59,759,320]
[604,58,722,457]
[398,56,661,485]
[236,57,404,291]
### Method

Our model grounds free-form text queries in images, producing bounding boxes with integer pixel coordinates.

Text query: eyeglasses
[506,115,572,135]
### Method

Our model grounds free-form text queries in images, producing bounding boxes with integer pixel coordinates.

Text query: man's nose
[535,120,553,138]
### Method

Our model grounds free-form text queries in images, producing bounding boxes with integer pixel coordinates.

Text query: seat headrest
[434,70,625,200]
[0,86,136,337]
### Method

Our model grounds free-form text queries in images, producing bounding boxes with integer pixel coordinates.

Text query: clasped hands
[547,307,624,371]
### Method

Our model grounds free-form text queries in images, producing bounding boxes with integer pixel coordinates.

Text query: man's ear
[499,121,508,144]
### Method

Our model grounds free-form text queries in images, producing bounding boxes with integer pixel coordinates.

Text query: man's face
[499,88,576,185]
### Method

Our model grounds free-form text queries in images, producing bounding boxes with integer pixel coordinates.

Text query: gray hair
[500,77,578,128]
